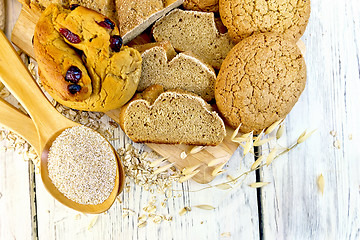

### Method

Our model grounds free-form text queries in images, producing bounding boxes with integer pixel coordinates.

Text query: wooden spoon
[0,98,125,195]
[0,31,124,213]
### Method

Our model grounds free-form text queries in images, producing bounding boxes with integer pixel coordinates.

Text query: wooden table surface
[1,0,360,239]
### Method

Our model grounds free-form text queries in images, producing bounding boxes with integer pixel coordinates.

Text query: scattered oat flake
[221,232,231,237]
[153,215,163,224]
[333,139,341,149]
[189,146,205,154]
[87,215,99,230]
[74,214,81,220]
[194,205,215,210]
[215,183,232,190]
[330,130,337,137]
[348,134,353,140]
[265,119,282,135]
[231,123,242,140]
[138,221,147,228]
[179,207,191,216]
[317,174,325,195]
[249,182,270,188]
[138,214,147,222]
[251,155,264,170]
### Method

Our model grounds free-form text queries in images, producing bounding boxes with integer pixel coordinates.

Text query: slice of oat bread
[119,85,226,146]
[152,9,234,69]
[137,42,216,101]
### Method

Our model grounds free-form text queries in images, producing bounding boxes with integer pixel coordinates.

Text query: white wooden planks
[260,0,360,238]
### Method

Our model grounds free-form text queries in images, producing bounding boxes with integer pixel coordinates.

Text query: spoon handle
[0,31,70,143]
[0,98,40,155]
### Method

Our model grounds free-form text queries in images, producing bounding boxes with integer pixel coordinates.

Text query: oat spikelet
[251,155,264,170]
[153,163,174,175]
[212,161,227,176]
[265,119,282,135]
[231,137,248,143]
[227,174,236,182]
[243,133,253,155]
[208,156,229,167]
[182,164,201,175]
[253,137,275,147]
[266,147,277,166]
[231,123,242,140]
[179,170,200,183]
[249,182,270,188]
[297,129,316,144]
[87,215,99,230]
[189,146,205,154]
[149,157,167,167]
[276,124,285,139]
[194,205,215,210]
[253,130,264,146]
[215,183,232,190]
[213,169,227,176]
[317,174,325,195]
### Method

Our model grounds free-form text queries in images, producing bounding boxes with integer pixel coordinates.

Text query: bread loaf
[119,85,226,146]
[34,4,142,112]
[30,0,117,22]
[137,42,216,101]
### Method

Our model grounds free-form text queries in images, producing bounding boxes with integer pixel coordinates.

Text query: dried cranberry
[59,28,81,44]
[96,18,115,30]
[109,35,122,52]
[68,84,82,94]
[65,66,82,83]
[69,4,80,10]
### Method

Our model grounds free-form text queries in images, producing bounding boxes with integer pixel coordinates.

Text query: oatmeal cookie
[219,0,311,42]
[215,32,306,134]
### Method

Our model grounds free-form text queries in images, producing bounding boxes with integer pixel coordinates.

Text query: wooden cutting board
[10,3,239,184]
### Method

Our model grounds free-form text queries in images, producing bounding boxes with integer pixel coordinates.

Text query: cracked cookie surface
[215,32,306,134]
[34,4,142,112]
[219,0,311,42]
